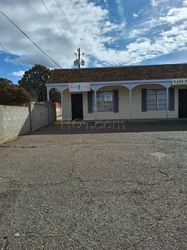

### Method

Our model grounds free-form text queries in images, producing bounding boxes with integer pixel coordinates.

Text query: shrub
[0,80,30,105]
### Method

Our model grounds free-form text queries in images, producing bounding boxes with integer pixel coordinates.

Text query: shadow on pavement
[32,119,187,135]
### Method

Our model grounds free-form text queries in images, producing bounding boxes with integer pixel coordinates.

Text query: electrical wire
[28,0,49,28]
[27,0,65,56]
[40,0,62,32]
[54,0,72,30]
[0,9,61,68]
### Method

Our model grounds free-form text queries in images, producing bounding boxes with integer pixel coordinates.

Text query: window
[147,89,167,111]
[96,91,114,112]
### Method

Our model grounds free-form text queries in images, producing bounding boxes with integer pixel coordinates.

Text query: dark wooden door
[179,90,187,118]
[71,94,83,120]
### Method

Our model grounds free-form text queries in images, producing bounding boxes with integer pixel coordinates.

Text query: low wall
[0,102,56,143]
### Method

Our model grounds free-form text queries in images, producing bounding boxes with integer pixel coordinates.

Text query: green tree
[18,64,51,102]
[49,89,61,102]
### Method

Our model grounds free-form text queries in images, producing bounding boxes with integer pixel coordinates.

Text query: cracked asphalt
[0,125,187,249]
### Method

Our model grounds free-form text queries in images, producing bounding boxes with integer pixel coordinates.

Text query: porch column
[129,89,132,119]
[47,88,50,101]
[94,90,97,119]
[166,87,169,118]
[61,90,64,120]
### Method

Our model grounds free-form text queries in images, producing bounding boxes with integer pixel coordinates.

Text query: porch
[46,79,179,120]
[33,119,187,134]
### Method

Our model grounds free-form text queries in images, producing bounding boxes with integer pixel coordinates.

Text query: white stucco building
[46,64,187,120]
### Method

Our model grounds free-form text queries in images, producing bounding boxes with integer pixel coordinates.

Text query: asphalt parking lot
[0,124,187,249]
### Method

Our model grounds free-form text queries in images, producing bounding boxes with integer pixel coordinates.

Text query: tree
[49,89,61,102]
[18,64,51,102]
[0,78,30,105]
[0,78,13,88]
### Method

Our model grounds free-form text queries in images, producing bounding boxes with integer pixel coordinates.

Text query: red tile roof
[47,64,187,84]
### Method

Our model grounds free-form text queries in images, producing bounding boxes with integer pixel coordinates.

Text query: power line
[40,0,62,32]
[54,0,72,30]
[0,15,11,54]
[28,0,49,28]
[57,0,72,29]
[0,10,61,68]
[27,0,65,54]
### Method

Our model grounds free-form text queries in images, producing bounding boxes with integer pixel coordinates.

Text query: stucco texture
[62,85,184,120]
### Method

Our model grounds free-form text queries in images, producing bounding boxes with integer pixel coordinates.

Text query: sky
[0,0,187,83]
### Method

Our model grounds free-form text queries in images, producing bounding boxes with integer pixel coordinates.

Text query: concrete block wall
[30,103,49,131]
[48,102,56,124]
[0,105,30,142]
[0,102,56,143]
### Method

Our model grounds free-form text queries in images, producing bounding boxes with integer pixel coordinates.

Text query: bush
[0,80,30,105]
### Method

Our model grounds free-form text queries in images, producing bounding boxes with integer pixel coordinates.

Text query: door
[71,94,83,120]
[179,90,187,118]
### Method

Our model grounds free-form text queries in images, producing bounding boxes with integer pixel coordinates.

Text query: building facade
[46,64,187,120]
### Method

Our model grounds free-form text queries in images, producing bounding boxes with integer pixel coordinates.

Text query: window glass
[97,91,114,112]
[147,89,167,111]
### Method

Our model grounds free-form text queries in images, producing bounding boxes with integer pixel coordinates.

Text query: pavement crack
[177,162,183,178]
[70,165,76,178]
[0,176,17,185]
[147,135,187,143]
[158,169,169,177]
[1,237,9,250]
[0,145,37,149]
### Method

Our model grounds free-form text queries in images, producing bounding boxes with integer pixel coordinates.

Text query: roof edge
[51,63,187,71]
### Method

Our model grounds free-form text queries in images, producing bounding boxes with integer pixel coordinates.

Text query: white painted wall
[83,87,129,120]
[0,102,56,143]
[62,89,72,120]
[0,105,30,142]
[131,85,178,119]
[62,85,184,120]
[30,103,49,131]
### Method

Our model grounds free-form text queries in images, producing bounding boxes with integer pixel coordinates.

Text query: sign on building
[68,83,90,92]
[172,79,187,86]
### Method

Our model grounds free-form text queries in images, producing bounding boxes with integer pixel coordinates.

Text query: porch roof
[47,64,187,84]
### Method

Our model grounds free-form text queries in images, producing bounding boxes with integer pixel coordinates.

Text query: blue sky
[0,0,187,83]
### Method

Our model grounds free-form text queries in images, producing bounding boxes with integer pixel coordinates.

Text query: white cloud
[151,0,169,6]
[125,20,187,63]
[183,0,187,6]
[160,6,187,24]
[127,27,149,39]
[132,9,144,19]
[133,13,138,18]
[0,0,186,68]
[0,0,126,68]
[12,70,25,77]
[115,0,125,21]
[128,9,187,40]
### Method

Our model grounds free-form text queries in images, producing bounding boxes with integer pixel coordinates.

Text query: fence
[0,102,56,143]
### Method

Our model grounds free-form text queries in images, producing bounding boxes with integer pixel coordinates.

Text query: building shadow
[32,119,187,135]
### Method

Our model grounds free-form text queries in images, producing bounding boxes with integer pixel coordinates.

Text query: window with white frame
[147,89,167,111]
[96,91,114,112]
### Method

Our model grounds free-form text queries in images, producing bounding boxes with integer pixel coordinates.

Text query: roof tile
[47,64,187,83]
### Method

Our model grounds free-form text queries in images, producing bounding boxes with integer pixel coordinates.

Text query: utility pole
[74,48,85,68]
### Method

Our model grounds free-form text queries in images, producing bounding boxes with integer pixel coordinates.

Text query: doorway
[179,89,187,118]
[71,94,83,120]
